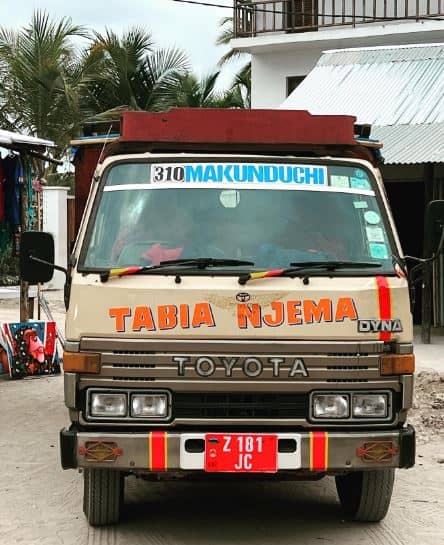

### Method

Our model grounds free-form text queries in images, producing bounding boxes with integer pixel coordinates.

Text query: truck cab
[33,109,418,525]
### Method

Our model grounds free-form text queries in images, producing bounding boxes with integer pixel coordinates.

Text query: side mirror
[20,231,55,284]
[424,200,444,258]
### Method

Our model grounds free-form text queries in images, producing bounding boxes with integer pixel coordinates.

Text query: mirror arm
[405,225,444,265]
[30,255,68,278]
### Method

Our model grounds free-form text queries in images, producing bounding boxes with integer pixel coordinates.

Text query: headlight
[313,394,349,419]
[91,392,127,417]
[131,394,168,418]
[352,394,388,418]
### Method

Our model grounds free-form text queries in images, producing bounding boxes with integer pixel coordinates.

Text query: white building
[231,0,444,108]
[281,42,444,330]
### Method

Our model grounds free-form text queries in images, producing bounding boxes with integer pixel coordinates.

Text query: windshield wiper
[157,258,254,269]
[238,261,381,285]
[289,260,382,269]
[101,258,254,282]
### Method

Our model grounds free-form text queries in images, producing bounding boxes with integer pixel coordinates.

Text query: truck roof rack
[70,109,382,162]
[118,109,357,146]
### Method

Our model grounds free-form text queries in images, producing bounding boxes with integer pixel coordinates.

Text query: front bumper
[61,425,415,473]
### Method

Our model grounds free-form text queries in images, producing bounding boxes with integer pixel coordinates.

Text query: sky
[0,0,247,90]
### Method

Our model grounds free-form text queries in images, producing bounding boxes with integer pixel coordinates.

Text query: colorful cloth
[141,244,183,265]
[3,155,23,227]
[0,159,5,222]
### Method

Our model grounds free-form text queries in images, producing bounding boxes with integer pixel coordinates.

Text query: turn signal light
[380,354,415,375]
[63,352,101,374]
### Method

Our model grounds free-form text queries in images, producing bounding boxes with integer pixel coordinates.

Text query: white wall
[251,46,324,108]
[43,187,68,290]
[244,10,444,109]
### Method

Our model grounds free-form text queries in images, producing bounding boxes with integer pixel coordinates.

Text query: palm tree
[174,70,249,109]
[230,62,251,108]
[215,16,251,108]
[216,16,246,66]
[174,71,221,108]
[0,11,90,152]
[83,28,190,118]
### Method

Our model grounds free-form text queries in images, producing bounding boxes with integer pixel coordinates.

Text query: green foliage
[0,10,250,159]
[174,68,250,109]
[46,171,75,195]
[0,242,19,285]
[230,62,251,109]
[216,16,244,66]
[0,11,91,152]
[83,28,190,117]
[175,71,223,108]
[215,16,251,108]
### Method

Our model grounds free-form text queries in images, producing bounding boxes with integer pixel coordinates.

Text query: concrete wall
[252,47,324,108]
[43,187,68,290]
[246,16,444,108]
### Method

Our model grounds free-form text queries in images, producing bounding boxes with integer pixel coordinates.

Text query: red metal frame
[120,108,357,147]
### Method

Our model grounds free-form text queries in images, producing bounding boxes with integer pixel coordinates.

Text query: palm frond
[141,47,190,111]
[215,15,249,67]
[0,9,89,148]
[215,22,234,47]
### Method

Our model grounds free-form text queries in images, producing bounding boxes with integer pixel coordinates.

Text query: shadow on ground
[113,477,349,545]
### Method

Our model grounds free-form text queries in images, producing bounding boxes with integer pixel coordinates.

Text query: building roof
[372,123,444,164]
[0,129,55,148]
[281,43,444,163]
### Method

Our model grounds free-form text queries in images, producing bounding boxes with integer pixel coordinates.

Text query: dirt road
[0,373,443,545]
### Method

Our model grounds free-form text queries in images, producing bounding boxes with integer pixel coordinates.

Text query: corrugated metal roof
[0,129,54,148]
[281,43,444,163]
[282,43,444,125]
[372,123,444,164]
[319,43,444,66]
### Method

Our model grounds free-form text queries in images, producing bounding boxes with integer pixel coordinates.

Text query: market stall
[0,129,62,379]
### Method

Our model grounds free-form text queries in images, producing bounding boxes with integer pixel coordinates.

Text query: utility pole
[421,164,434,344]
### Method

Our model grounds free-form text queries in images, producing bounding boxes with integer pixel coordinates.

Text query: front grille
[327,365,369,370]
[113,363,155,369]
[326,378,368,382]
[173,393,308,419]
[112,376,154,381]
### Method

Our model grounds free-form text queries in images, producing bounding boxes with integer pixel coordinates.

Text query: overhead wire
[169,0,444,22]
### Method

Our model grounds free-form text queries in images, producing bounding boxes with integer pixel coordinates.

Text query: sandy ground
[0,292,443,544]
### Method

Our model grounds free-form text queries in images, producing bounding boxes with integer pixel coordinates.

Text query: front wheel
[335,469,395,522]
[83,468,124,526]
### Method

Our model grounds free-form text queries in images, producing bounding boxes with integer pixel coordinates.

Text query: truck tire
[335,469,395,522]
[83,468,124,526]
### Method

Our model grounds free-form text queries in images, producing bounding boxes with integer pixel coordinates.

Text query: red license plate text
[204,434,277,473]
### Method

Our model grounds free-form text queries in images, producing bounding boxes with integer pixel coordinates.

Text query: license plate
[204,434,278,473]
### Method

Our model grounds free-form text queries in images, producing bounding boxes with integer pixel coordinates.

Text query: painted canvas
[1,321,61,379]
[0,328,8,375]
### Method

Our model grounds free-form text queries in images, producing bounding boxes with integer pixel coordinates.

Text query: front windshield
[81,160,395,273]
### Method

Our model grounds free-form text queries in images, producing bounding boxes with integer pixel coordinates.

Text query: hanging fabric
[0,157,5,223]
[3,153,23,228]
[24,157,36,230]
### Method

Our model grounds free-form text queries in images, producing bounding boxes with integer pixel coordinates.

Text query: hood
[66,274,412,344]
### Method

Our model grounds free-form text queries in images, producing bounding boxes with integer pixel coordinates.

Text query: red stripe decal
[376,276,392,341]
[311,432,328,471]
[150,432,167,471]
